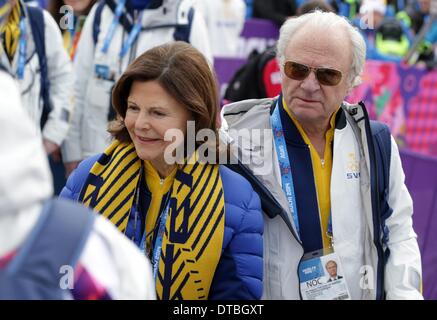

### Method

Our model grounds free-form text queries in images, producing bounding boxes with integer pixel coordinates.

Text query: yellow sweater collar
[281,97,339,144]
[144,160,177,194]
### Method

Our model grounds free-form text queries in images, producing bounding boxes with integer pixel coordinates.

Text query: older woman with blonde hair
[60,41,263,300]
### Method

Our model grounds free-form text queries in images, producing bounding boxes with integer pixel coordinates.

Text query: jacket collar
[276,94,348,145]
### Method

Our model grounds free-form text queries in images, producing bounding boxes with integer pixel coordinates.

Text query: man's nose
[300,71,321,92]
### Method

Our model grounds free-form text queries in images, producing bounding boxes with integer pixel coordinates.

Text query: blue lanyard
[16,18,27,80]
[101,0,127,54]
[101,1,148,59]
[271,101,335,246]
[327,213,333,244]
[140,196,171,280]
[119,10,143,58]
[270,102,300,236]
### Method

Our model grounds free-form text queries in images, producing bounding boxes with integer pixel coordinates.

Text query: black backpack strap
[6,198,95,290]
[173,6,194,42]
[93,0,106,45]
[93,0,193,48]
[370,121,393,253]
[257,46,277,98]
[93,0,133,46]
[0,64,9,73]
[26,5,51,129]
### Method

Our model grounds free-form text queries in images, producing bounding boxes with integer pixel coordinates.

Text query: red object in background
[263,58,282,97]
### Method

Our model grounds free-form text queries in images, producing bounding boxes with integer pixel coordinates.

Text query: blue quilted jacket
[60,155,263,299]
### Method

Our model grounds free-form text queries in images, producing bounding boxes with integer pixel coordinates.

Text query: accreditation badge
[298,249,351,300]
[90,64,117,108]
[94,64,116,81]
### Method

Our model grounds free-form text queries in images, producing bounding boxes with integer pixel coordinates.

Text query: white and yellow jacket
[221,97,423,300]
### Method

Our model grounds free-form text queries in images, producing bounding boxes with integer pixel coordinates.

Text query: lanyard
[327,213,333,247]
[139,193,171,280]
[67,16,85,60]
[101,1,148,59]
[101,0,127,54]
[119,10,143,58]
[16,17,27,80]
[270,102,300,236]
[271,100,335,247]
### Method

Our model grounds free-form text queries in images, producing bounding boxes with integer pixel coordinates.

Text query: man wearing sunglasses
[221,10,422,300]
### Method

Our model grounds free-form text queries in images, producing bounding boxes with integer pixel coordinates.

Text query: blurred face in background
[63,0,94,15]
[372,10,385,28]
[0,1,11,29]
[0,0,16,20]
[418,0,430,13]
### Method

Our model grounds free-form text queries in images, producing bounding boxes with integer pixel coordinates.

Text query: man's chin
[292,110,324,124]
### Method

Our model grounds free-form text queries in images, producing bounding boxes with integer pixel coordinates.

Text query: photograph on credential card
[299,251,351,300]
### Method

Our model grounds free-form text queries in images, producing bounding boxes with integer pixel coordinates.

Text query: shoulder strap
[257,46,276,97]
[93,0,106,45]
[93,0,192,46]
[6,198,95,289]
[93,0,133,46]
[26,5,51,129]
[370,121,393,248]
[173,6,194,42]
[0,64,9,74]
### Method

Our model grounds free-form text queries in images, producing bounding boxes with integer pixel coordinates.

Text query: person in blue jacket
[60,41,263,300]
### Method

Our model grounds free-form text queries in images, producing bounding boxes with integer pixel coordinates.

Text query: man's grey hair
[276,10,366,87]
[325,260,338,268]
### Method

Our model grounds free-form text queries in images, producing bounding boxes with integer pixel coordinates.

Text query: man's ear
[347,74,362,95]
[346,77,357,96]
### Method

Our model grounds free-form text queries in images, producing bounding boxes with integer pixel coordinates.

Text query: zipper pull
[160,178,164,186]
[321,159,325,168]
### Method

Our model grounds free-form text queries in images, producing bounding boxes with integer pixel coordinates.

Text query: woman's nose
[135,111,151,130]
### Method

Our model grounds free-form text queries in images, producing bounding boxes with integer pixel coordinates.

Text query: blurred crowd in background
[24,0,437,65]
[1,0,436,193]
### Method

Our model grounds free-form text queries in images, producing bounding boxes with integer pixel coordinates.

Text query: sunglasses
[283,61,343,86]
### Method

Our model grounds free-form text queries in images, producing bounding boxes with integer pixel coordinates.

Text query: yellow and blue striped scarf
[1,3,20,62]
[78,140,225,300]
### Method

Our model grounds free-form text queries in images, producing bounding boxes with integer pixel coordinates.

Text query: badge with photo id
[298,249,351,300]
